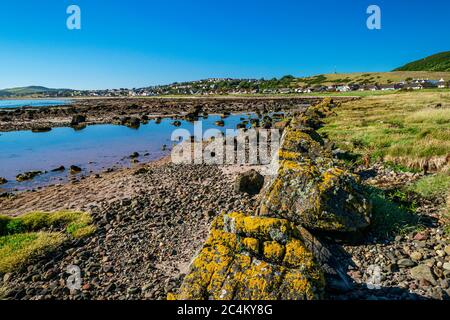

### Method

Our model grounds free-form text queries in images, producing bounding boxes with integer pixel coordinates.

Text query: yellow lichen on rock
[171,98,371,301]
[283,239,314,269]
[173,212,324,300]
[263,241,285,262]
[241,237,259,254]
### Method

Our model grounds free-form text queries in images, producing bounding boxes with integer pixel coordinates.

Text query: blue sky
[0,0,449,90]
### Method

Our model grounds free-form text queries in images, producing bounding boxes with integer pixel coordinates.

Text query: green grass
[0,211,95,238]
[0,232,64,274]
[319,91,450,170]
[0,211,95,274]
[394,51,450,72]
[367,187,423,238]
[407,173,450,198]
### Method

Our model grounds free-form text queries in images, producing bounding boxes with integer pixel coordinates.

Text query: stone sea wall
[170,98,372,300]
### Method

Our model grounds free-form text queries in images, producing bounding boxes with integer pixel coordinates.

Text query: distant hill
[0,86,73,97]
[394,51,450,72]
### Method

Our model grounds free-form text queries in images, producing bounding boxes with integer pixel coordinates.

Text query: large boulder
[171,212,325,300]
[259,119,371,233]
[234,170,265,195]
[259,160,371,233]
[0,177,7,185]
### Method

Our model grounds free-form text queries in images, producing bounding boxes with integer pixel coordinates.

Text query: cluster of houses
[292,78,449,94]
[45,77,450,98]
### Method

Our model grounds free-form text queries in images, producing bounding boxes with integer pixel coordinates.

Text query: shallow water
[0,99,72,109]
[0,114,256,192]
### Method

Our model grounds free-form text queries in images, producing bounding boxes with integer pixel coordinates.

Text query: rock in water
[31,127,52,133]
[0,177,7,185]
[170,212,325,300]
[16,171,43,182]
[121,117,140,128]
[70,165,82,174]
[234,170,264,195]
[71,114,86,126]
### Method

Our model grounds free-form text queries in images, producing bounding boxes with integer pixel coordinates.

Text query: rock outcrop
[171,212,325,300]
[171,98,372,300]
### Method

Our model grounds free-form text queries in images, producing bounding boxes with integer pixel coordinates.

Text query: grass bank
[319,91,450,171]
[0,211,95,274]
[319,91,450,234]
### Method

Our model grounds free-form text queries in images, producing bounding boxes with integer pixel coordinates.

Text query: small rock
[443,262,450,271]
[3,273,12,283]
[397,258,415,268]
[130,152,140,159]
[410,264,437,286]
[410,251,423,262]
[436,249,445,257]
[444,245,450,256]
[234,169,264,195]
[70,165,82,174]
[413,231,429,241]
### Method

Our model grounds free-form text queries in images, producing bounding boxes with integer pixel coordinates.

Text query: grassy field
[294,71,450,87]
[319,91,450,234]
[319,91,450,170]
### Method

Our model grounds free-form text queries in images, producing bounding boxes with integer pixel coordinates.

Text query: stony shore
[0,159,257,299]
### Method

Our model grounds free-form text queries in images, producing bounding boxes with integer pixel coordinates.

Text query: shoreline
[0,96,357,132]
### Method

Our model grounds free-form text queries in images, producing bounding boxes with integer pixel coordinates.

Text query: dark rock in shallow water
[51,166,66,172]
[172,120,181,127]
[16,171,43,182]
[121,117,140,128]
[0,177,7,185]
[70,165,82,174]
[31,127,52,133]
[130,152,140,159]
[234,169,265,195]
[71,114,86,126]
[184,105,202,121]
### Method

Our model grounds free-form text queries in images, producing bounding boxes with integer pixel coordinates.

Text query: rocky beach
[0,97,448,301]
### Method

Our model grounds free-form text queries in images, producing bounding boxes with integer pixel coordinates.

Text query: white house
[438,78,447,89]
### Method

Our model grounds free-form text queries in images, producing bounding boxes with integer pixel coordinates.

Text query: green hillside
[0,86,72,97]
[394,51,450,72]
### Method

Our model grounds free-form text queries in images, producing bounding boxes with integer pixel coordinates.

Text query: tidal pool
[0,99,72,109]
[0,114,256,192]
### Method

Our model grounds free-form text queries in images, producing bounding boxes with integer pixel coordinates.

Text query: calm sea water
[0,114,255,192]
[0,99,72,109]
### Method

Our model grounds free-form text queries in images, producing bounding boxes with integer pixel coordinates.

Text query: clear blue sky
[0,0,449,90]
